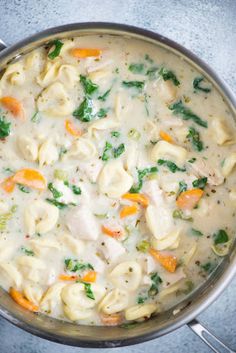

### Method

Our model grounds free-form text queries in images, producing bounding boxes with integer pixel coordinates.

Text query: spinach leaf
[201,262,215,273]
[191,228,203,236]
[169,100,208,128]
[177,181,187,198]
[130,167,158,193]
[148,272,162,297]
[48,182,63,199]
[173,209,193,222]
[101,141,112,161]
[129,63,145,74]
[193,77,211,93]
[111,131,120,138]
[159,67,180,86]
[0,117,11,139]
[157,159,186,173]
[214,229,229,245]
[73,97,94,122]
[188,157,197,163]
[97,108,108,118]
[80,75,98,95]
[98,88,111,101]
[84,282,95,300]
[71,185,81,195]
[48,39,64,60]
[18,184,30,193]
[144,54,153,63]
[21,247,34,256]
[65,258,94,272]
[46,198,67,209]
[113,143,125,158]
[137,296,147,304]
[146,67,159,80]
[187,126,204,152]
[192,177,207,189]
[122,81,145,91]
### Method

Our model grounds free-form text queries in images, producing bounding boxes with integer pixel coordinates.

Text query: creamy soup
[0,34,235,326]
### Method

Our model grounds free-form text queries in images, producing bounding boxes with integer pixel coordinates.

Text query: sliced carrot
[9,287,38,312]
[159,130,174,143]
[58,274,78,281]
[122,193,149,207]
[101,225,123,239]
[149,248,177,273]
[100,313,122,326]
[120,203,138,219]
[12,169,46,191]
[82,271,97,283]
[1,176,15,193]
[0,96,25,120]
[70,48,101,58]
[65,119,82,137]
[176,188,204,210]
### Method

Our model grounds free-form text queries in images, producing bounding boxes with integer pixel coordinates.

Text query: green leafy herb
[188,157,197,163]
[159,67,180,86]
[98,88,111,101]
[173,209,193,222]
[3,167,14,174]
[113,143,125,158]
[73,97,94,122]
[169,100,208,128]
[31,111,40,123]
[122,81,145,91]
[46,198,67,209]
[191,228,203,236]
[130,167,158,193]
[177,181,187,198]
[146,67,159,80]
[136,240,150,253]
[54,169,68,181]
[187,127,203,152]
[214,229,229,245]
[48,182,63,199]
[0,117,11,139]
[97,108,108,118]
[193,77,211,93]
[80,75,98,95]
[201,262,215,273]
[21,247,34,256]
[129,63,145,74]
[18,184,30,193]
[148,272,162,297]
[101,141,112,161]
[157,159,186,173]
[137,296,147,304]
[48,39,64,60]
[111,131,120,138]
[71,185,81,195]
[128,128,141,140]
[84,282,95,300]
[144,54,153,63]
[192,177,208,190]
[65,258,94,272]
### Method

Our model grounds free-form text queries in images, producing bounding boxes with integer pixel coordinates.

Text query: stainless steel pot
[0,22,235,353]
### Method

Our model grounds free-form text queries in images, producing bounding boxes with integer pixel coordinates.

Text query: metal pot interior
[0,23,236,348]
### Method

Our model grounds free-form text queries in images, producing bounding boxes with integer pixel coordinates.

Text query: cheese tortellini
[150,140,187,166]
[109,261,142,291]
[99,288,129,314]
[125,303,157,321]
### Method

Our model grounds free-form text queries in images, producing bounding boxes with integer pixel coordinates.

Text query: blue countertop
[0,1,235,352]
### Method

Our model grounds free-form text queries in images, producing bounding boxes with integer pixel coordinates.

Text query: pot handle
[0,38,7,51]
[188,319,235,353]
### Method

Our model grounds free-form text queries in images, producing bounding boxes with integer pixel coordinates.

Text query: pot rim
[0,22,236,348]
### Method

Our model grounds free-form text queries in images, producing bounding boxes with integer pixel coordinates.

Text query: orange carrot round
[120,203,138,219]
[9,287,38,312]
[176,188,204,210]
[100,313,122,326]
[82,271,97,283]
[149,248,177,273]
[70,48,101,58]
[159,130,174,143]
[0,96,25,120]
[65,119,82,137]
[12,169,47,191]
[1,176,15,193]
[122,193,149,207]
[101,225,123,239]
[59,274,79,281]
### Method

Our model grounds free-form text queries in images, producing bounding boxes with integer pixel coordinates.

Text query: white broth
[0,34,235,326]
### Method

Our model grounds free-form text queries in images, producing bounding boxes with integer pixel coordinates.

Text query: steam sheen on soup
[0,35,235,326]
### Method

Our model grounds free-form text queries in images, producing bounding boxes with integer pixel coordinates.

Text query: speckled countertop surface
[0,1,235,352]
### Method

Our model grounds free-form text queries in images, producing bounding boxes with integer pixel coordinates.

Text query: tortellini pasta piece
[221,152,236,177]
[0,62,25,87]
[182,243,197,265]
[61,283,105,321]
[157,80,177,103]
[150,140,187,166]
[29,238,61,256]
[59,233,85,256]
[109,261,142,291]
[37,82,74,116]
[145,205,173,240]
[98,160,133,198]
[57,64,79,87]
[38,138,59,166]
[67,138,97,161]
[125,303,157,321]
[151,229,181,251]
[23,283,43,305]
[24,200,59,236]
[17,135,38,162]
[36,60,61,87]
[211,119,235,145]
[88,117,120,138]
[40,282,65,312]
[24,48,44,72]
[0,262,22,288]
[17,256,46,282]
[37,61,78,88]
[98,288,129,314]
